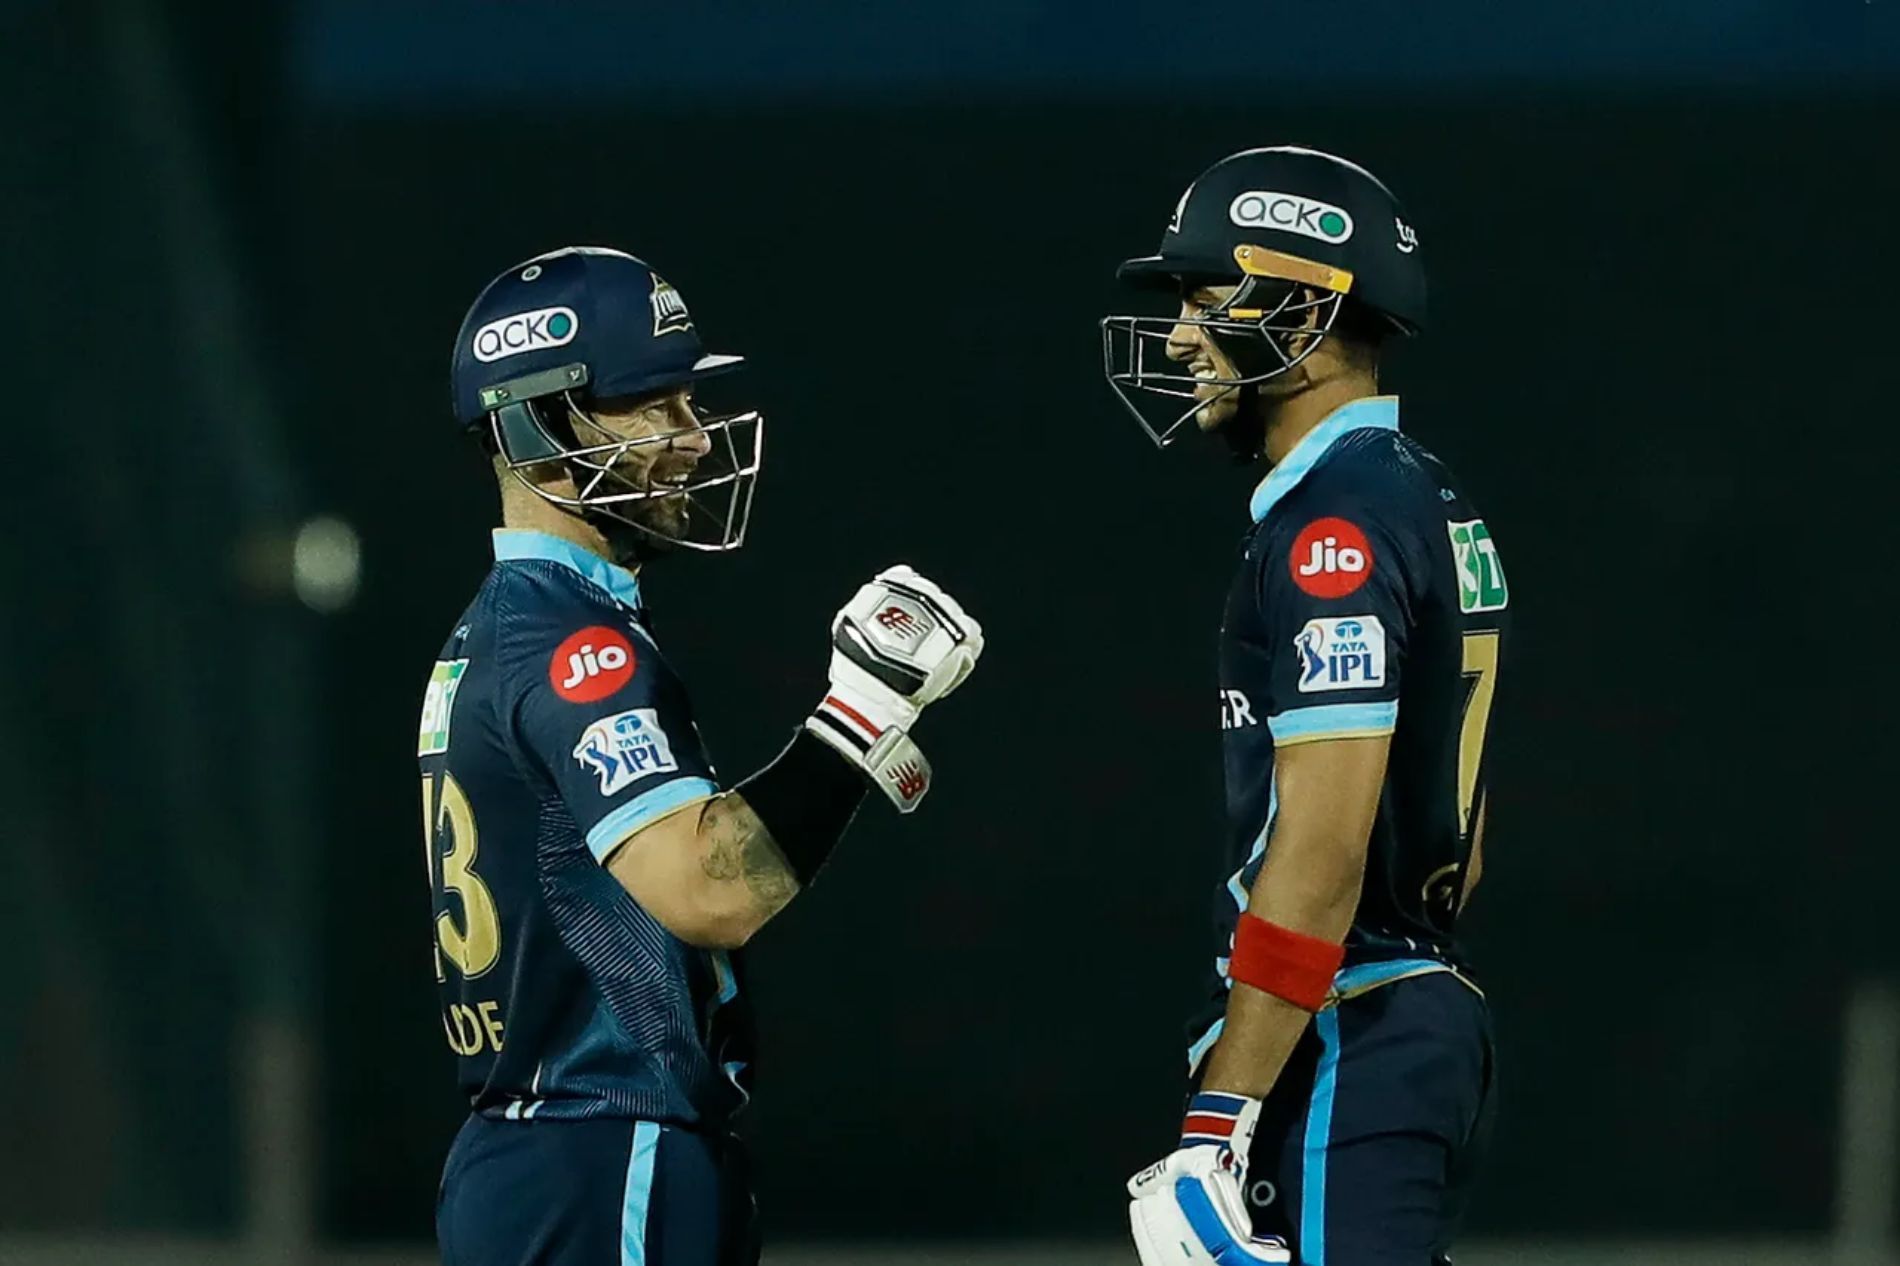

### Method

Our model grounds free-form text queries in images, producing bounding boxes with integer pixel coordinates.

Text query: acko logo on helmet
[1228,191,1355,245]
[472,306,580,363]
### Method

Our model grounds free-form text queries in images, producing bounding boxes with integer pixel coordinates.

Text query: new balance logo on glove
[875,604,926,639]
[887,760,928,803]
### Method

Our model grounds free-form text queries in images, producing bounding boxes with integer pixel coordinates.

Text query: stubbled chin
[1196,398,1238,431]
[637,506,689,540]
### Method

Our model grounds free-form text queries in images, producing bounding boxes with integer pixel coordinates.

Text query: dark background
[5,0,1896,1249]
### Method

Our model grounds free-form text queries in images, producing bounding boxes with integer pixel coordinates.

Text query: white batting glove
[805,565,984,813]
[1127,1092,1289,1266]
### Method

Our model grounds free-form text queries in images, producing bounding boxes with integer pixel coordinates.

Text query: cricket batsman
[1103,149,1508,1265]
[420,246,983,1264]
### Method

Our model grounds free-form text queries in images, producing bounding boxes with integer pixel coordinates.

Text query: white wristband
[805,689,934,814]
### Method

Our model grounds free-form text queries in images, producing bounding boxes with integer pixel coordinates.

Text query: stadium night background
[3,2,1896,1263]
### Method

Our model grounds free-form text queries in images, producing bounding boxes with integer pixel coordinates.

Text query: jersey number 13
[423,773,501,981]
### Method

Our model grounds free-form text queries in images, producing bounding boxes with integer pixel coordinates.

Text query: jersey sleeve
[1256,498,1422,746]
[497,577,719,862]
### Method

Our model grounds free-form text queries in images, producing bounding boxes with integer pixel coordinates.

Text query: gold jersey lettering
[443,1001,508,1056]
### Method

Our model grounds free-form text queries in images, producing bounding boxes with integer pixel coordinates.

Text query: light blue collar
[1248,395,1401,524]
[492,529,643,610]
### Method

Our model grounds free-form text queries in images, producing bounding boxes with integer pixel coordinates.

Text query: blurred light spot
[292,516,362,613]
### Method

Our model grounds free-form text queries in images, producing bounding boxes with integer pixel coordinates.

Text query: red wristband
[1229,914,1345,1012]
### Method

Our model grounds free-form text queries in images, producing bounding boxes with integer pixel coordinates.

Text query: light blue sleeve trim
[586,777,719,862]
[1299,1008,1343,1264]
[1267,700,1398,743]
[620,1120,661,1266]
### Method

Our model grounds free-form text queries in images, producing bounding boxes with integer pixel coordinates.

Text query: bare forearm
[1201,832,1363,1096]
[1201,986,1309,1097]
[606,791,801,948]
[1199,735,1386,1098]
[693,792,799,933]
[1246,827,1364,942]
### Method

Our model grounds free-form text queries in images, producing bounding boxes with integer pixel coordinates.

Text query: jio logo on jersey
[549,625,636,703]
[1289,517,1374,599]
[1294,615,1387,694]
[572,708,680,797]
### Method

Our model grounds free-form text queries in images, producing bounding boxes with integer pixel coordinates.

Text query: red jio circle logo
[1289,518,1373,598]
[549,626,636,702]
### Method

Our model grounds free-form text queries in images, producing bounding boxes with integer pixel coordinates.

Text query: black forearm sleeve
[735,727,868,886]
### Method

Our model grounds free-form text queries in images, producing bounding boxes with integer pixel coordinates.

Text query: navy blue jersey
[1191,397,1509,1068]
[417,529,752,1126]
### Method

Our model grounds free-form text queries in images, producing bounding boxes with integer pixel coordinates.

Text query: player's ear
[1283,288,1329,362]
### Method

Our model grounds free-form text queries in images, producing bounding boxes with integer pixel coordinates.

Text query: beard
[589,493,693,564]
[569,453,700,561]
[611,485,696,554]
[627,489,693,540]
[618,448,700,521]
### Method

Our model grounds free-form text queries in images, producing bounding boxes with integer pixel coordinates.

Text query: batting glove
[1128,1092,1290,1266]
[805,565,984,813]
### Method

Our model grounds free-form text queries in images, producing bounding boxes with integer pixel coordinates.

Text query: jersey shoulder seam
[489,560,633,674]
[1252,440,1438,612]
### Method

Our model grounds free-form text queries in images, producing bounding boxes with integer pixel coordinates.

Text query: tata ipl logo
[571,708,680,797]
[1293,616,1386,693]
[1229,191,1354,245]
[472,306,580,363]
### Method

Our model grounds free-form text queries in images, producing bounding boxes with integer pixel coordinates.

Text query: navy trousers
[437,1116,758,1266]
[1236,968,1496,1266]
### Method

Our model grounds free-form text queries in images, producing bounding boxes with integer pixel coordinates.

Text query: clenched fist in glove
[805,565,984,812]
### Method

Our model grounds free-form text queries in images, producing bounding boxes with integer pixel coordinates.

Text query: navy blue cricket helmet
[451,247,762,554]
[1102,147,1425,450]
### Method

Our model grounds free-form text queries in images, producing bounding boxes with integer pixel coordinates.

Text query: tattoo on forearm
[699,795,798,913]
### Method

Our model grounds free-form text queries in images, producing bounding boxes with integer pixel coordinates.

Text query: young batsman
[1104,149,1507,1266]
[422,246,983,1265]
